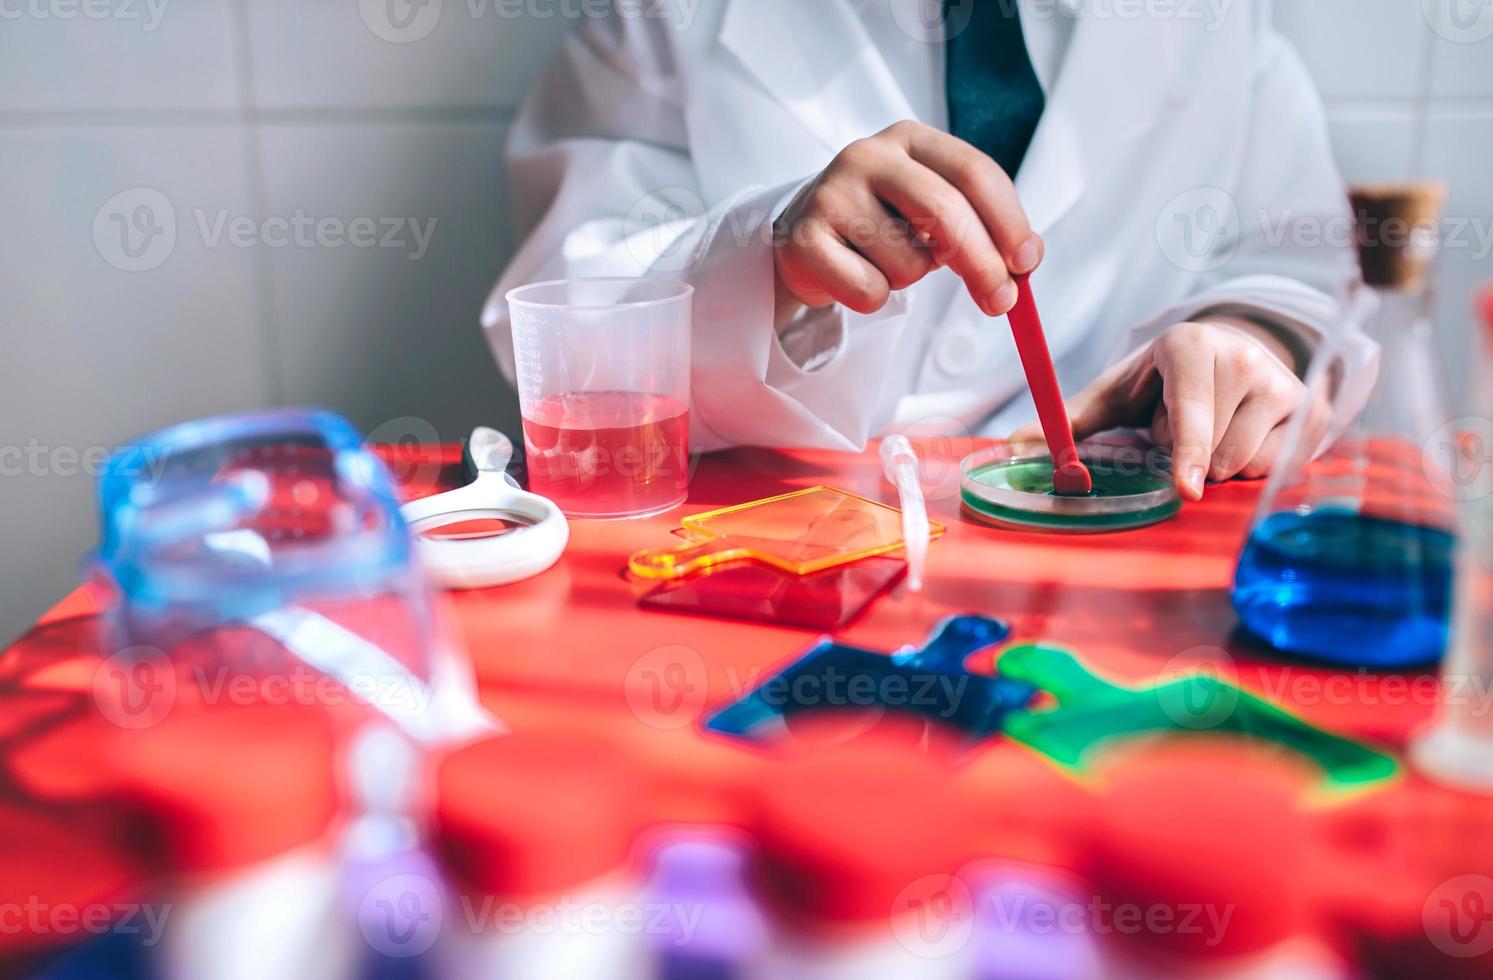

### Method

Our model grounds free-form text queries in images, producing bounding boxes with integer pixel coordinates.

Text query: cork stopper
[1348,182,1447,291]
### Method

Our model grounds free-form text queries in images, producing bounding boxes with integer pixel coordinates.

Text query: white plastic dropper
[880,434,930,593]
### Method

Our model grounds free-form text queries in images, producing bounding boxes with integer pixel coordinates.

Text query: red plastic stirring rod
[1006,273,1093,496]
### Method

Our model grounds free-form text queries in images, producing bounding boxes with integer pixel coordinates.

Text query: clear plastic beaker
[506,278,693,520]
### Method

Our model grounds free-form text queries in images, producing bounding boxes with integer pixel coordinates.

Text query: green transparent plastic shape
[998,643,1399,790]
[629,486,945,580]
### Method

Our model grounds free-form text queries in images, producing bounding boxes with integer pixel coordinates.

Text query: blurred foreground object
[1413,284,1493,789]
[85,408,494,744]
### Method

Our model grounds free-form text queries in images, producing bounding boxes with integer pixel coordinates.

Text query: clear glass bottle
[1231,183,1459,668]
[1413,287,1493,789]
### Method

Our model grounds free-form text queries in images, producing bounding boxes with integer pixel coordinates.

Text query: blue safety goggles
[91,408,414,628]
[86,408,499,743]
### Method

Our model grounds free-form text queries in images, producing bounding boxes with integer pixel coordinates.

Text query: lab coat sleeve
[481,14,909,453]
[1114,24,1357,368]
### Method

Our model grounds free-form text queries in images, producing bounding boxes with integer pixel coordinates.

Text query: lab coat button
[935,328,982,377]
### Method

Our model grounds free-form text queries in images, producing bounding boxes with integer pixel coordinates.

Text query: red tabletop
[3,438,1491,973]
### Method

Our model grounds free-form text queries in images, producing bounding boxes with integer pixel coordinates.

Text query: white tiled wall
[2,0,1490,641]
[0,0,570,641]
[1294,0,1493,424]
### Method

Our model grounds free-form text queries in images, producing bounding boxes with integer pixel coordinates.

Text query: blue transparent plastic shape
[705,615,1036,743]
[89,408,422,652]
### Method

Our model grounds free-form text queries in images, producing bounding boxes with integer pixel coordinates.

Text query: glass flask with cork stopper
[1231,182,1459,668]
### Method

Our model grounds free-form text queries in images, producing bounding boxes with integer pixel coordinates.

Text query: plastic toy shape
[705,615,1036,742]
[997,644,1399,790]
[629,486,945,580]
[638,556,907,631]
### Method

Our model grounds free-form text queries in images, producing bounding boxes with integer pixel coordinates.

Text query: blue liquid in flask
[1232,509,1454,668]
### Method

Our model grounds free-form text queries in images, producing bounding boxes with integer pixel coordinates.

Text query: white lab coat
[481,0,1355,452]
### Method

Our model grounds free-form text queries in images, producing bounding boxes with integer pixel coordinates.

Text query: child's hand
[1011,318,1328,501]
[772,120,1042,323]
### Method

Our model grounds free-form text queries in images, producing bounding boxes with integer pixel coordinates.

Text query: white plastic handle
[465,426,514,476]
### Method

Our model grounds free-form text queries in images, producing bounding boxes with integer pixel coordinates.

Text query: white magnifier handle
[466,426,514,476]
[400,429,569,590]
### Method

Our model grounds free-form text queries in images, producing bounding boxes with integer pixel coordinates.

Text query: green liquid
[977,459,1172,497]
[963,459,1180,532]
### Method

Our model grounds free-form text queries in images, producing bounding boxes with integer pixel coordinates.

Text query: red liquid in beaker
[521,391,690,519]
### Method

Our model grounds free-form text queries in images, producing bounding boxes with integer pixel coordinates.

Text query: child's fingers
[1006,419,1043,445]
[1210,396,1290,482]
[1155,358,1217,501]
[777,216,891,314]
[895,122,1038,274]
[1236,424,1288,481]
[869,156,1012,315]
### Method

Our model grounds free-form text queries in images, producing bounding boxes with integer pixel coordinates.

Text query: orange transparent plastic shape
[627,486,945,580]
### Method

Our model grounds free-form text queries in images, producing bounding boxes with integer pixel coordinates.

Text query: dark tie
[944,0,1045,177]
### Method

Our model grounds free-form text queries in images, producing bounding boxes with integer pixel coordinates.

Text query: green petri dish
[960,445,1182,533]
